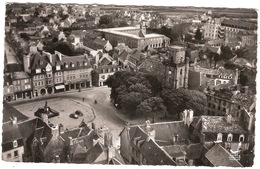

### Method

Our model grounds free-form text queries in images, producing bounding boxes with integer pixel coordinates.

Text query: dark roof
[129,49,141,61]
[12,71,30,80]
[199,116,246,134]
[29,52,49,70]
[180,143,204,159]
[162,145,186,158]
[96,65,120,73]
[4,74,12,86]
[140,139,176,165]
[118,50,129,62]
[3,101,29,123]
[221,19,257,30]
[18,118,38,141]
[93,37,107,46]
[84,142,104,163]
[2,121,23,144]
[205,144,243,167]
[60,128,81,144]
[62,55,92,70]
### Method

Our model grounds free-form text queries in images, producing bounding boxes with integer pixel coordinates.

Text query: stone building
[95,24,170,50]
[163,45,189,89]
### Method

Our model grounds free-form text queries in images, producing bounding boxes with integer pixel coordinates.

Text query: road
[11,86,139,147]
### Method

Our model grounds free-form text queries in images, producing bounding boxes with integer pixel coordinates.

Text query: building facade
[11,71,32,100]
[204,19,224,40]
[164,46,189,89]
[95,25,170,50]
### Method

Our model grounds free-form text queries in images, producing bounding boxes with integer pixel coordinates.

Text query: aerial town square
[2,1,257,167]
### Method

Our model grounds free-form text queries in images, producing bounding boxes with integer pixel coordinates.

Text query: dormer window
[227,133,233,142]
[71,62,74,68]
[77,61,81,66]
[217,133,223,142]
[64,63,68,68]
[84,61,87,66]
[239,134,245,142]
[40,60,43,65]
[36,68,41,73]
[13,140,18,148]
[56,65,60,70]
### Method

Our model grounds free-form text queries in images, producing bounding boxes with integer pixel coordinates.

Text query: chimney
[41,113,48,124]
[93,138,99,147]
[181,110,188,124]
[92,122,96,130]
[108,146,115,161]
[226,114,232,124]
[173,134,179,145]
[104,132,113,147]
[194,57,197,65]
[43,51,52,63]
[56,51,63,61]
[187,109,194,126]
[12,116,17,125]
[145,120,151,131]
[244,86,249,94]
[247,113,254,131]
[51,125,59,137]
[125,122,130,131]
[68,137,73,146]
[234,68,239,85]
[23,54,31,73]
[59,123,64,134]
[146,129,156,142]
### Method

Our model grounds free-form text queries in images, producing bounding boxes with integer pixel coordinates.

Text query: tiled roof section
[62,55,92,70]
[51,53,64,66]
[180,143,204,159]
[18,118,38,141]
[129,49,141,61]
[206,39,224,46]
[130,126,148,143]
[93,37,107,46]
[2,121,23,144]
[200,116,246,134]
[12,71,30,80]
[221,19,257,30]
[60,128,81,144]
[140,121,189,144]
[3,101,29,123]
[30,52,49,70]
[205,144,243,167]
[118,50,129,62]
[162,145,186,158]
[138,58,165,81]
[84,142,104,163]
[140,139,176,165]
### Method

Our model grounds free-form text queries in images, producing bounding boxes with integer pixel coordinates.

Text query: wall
[120,128,131,163]
[2,146,24,162]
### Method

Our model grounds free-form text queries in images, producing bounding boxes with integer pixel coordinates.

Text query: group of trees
[106,71,207,122]
[98,14,129,28]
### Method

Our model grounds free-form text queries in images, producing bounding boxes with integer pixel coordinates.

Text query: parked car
[75,110,83,116]
[69,113,78,119]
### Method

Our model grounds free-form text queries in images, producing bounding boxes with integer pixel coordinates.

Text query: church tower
[164,45,189,89]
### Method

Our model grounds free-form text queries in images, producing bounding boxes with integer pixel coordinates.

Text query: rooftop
[199,116,246,134]
[221,19,257,30]
[12,71,30,80]
[205,144,243,167]
[3,101,29,123]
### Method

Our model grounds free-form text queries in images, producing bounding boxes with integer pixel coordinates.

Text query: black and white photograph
[1,0,258,167]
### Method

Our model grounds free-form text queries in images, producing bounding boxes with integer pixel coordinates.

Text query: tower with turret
[164,45,189,89]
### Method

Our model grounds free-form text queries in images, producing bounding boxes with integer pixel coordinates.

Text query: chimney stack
[181,110,188,124]
[51,125,60,137]
[92,122,96,130]
[226,114,232,124]
[59,123,64,134]
[145,120,151,129]
[173,134,179,145]
[104,132,113,147]
[146,129,156,142]
[12,116,17,125]
[68,137,73,146]
[108,146,115,161]
[244,86,249,94]
[234,68,239,85]
[125,122,130,131]
[93,138,100,147]
[41,113,48,124]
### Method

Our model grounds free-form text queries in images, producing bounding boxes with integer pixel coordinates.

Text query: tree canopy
[161,88,207,120]
[195,28,202,40]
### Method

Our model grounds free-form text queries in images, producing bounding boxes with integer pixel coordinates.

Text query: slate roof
[3,101,29,123]
[199,116,246,134]
[221,19,257,30]
[140,139,176,165]
[162,145,186,158]
[12,71,30,80]
[129,49,141,61]
[180,143,204,159]
[2,121,23,144]
[205,144,243,167]
[62,55,92,70]
[93,37,107,46]
[29,52,49,70]
[118,50,129,62]
[84,142,104,163]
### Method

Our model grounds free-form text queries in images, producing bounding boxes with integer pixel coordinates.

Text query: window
[80,75,82,78]
[84,62,87,66]
[227,133,233,142]
[67,76,69,80]
[180,69,182,75]
[17,80,20,85]
[239,134,245,142]
[41,81,43,85]
[38,82,41,86]
[36,68,41,73]
[56,78,59,82]
[217,133,223,142]
[7,153,11,158]
[24,79,29,83]
[14,150,18,157]
[83,75,85,78]
[13,140,18,148]
[56,65,60,70]
[73,76,75,79]
[35,82,37,87]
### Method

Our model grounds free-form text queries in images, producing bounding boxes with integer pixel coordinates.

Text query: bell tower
[164,45,189,89]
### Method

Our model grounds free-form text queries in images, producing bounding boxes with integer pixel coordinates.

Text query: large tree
[195,28,202,40]
[136,97,167,123]
[161,88,207,120]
